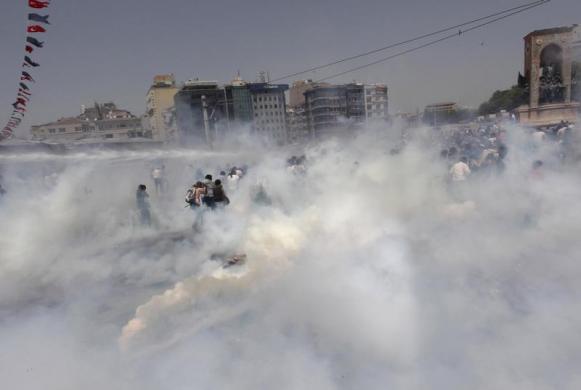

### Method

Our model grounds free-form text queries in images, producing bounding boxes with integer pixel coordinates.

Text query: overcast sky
[1,0,580,136]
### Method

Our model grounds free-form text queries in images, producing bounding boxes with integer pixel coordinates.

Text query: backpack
[185,188,195,204]
[213,186,225,202]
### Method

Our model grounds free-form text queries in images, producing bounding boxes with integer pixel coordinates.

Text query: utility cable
[314,1,548,82]
[270,0,550,82]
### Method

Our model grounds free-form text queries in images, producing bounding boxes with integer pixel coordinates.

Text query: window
[105,134,113,139]
[75,127,81,132]
[58,128,66,133]
[48,128,56,134]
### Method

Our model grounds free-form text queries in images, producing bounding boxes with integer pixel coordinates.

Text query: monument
[517,25,581,126]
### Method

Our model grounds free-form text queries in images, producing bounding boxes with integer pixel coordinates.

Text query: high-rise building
[364,84,389,121]
[174,79,229,145]
[288,80,315,108]
[304,82,388,138]
[225,75,253,124]
[248,83,289,145]
[146,74,178,141]
[287,106,309,144]
[174,76,289,146]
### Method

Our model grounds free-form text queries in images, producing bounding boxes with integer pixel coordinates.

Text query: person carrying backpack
[213,179,230,206]
[202,174,216,209]
[185,182,205,208]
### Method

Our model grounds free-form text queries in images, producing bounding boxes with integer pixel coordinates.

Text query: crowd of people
[135,165,247,227]
[426,120,576,200]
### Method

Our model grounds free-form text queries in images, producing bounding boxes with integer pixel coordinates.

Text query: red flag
[27,25,47,33]
[26,45,34,53]
[29,0,50,9]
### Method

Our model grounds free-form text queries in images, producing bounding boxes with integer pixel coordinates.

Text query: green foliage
[478,85,528,116]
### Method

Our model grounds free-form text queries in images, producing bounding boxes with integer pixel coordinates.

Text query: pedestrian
[136,184,151,225]
[227,168,240,191]
[213,179,230,207]
[531,160,544,180]
[449,156,471,182]
[202,174,215,209]
[151,166,163,194]
[185,182,201,208]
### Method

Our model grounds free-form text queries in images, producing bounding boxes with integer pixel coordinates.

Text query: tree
[478,85,528,116]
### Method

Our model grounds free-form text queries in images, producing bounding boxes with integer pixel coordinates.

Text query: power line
[182,1,549,110]
[270,0,550,82]
[314,1,548,83]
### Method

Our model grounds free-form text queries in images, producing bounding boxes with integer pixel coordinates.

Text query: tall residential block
[146,74,178,141]
[304,82,388,138]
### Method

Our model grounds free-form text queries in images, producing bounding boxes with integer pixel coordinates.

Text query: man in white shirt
[227,169,240,191]
[151,166,164,194]
[449,157,471,182]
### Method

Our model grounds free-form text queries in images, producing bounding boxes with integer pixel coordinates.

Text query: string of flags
[1,0,51,141]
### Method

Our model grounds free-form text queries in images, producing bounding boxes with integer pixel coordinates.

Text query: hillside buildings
[31,102,148,142]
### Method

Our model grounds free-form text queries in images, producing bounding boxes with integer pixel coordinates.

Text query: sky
[1,0,580,136]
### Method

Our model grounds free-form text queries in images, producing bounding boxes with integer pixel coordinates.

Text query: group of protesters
[135,165,247,226]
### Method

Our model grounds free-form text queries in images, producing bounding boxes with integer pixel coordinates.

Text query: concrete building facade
[304,82,388,138]
[174,77,290,146]
[225,76,254,124]
[146,74,178,141]
[249,83,289,145]
[174,80,229,145]
[286,106,308,144]
[31,103,145,142]
[364,84,389,120]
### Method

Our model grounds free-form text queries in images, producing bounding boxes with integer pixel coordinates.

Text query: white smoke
[1,124,581,389]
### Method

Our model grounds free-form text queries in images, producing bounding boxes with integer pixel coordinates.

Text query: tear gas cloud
[1,124,581,390]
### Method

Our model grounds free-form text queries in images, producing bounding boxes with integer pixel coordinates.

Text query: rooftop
[525,25,579,38]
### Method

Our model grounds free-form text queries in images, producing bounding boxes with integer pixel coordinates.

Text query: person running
[213,179,230,207]
[449,157,471,201]
[449,156,471,182]
[185,182,205,208]
[136,184,151,225]
[202,174,215,209]
[531,160,544,181]
[227,168,240,191]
